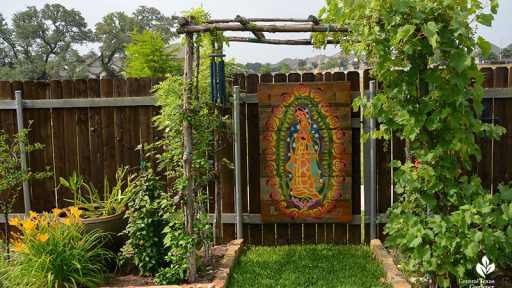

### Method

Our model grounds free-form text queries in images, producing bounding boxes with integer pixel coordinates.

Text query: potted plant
[58,166,136,251]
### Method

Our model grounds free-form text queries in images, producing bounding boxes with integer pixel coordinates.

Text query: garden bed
[103,239,244,288]
[227,244,390,288]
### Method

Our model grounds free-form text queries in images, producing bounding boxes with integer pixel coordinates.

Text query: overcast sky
[2,0,511,64]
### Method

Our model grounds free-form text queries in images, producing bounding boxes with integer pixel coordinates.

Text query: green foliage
[279,63,290,74]
[120,166,211,285]
[125,29,183,78]
[317,0,510,286]
[143,7,223,283]
[59,166,135,218]
[94,6,176,78]
[501,43,512,59]
[121,166,169,276]
[259,63,272,75]
[1,211,114,287]
[0,4,91,80]
[0,128,51,213]
[228,245,390,288]
[94,11,133,78]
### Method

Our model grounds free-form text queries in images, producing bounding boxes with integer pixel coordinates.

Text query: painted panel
[258,82,352,223]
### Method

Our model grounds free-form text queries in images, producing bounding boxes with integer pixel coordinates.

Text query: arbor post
[183,29,196,281]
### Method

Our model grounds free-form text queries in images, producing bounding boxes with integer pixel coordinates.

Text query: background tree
[259,63,272,74]
[132,6,176,43]
[0,4,91,80]
[279,63,290,74]
[94,12,133,78]
[244,62,263,73]
[125,30,182,78]
[500,43,512,59]
[95,6,176,78]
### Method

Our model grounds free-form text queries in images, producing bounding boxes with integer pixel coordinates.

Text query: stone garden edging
[370,239,411,288]
[104,239,244,288]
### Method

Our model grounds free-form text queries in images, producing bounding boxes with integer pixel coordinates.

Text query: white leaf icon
[476,263,487,278]
[482,256,490,267]
[486,263,495,274]
[476,256,495,278]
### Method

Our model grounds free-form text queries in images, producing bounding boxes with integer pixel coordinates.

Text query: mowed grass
[227,244,390,288]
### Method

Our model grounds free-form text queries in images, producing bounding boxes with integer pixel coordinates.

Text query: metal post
[368,81,377,240]
[15,90,31,216]
[233,86,243,239]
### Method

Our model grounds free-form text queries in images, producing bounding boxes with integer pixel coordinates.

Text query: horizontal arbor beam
[226,36,336,45]
[176,23,348,34]
[206,17,319,24]
[235,15,266,40]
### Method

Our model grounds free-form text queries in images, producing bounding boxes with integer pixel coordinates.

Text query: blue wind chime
[209,54,227,105]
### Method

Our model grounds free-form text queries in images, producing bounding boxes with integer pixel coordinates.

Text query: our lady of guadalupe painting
[259,82,352,222]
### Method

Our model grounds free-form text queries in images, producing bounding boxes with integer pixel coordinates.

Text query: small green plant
[59,166,135,218]
[121,166,168,276]
[120,165,212,285]
[0,127,51,251]
[1,208,114,287]
[0,127,51,214]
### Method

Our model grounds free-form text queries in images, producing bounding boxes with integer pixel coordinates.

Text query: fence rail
[0,65,511,245]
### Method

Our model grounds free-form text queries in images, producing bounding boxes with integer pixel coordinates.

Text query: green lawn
[227,244,390,288]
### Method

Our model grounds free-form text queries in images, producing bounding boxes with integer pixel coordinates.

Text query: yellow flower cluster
[8,206,83,254]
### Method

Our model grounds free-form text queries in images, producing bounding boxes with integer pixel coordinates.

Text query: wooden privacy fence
[0,78,162,213]
[0,65,511,246]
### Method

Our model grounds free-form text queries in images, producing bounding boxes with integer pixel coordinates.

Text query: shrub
[121,166,168,276]
[1,207,114,288]
[120,166,211,285]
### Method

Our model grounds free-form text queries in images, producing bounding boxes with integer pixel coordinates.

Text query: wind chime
[209,52,227,245]
[209,53,227,105]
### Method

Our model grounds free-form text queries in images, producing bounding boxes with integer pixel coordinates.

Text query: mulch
[105,244,228,287]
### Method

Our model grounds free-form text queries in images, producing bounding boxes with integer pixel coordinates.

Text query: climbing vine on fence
[316,0,512,286]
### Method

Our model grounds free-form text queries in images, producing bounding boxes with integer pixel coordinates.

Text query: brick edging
[370,239,411,288]
[103,239,245,288]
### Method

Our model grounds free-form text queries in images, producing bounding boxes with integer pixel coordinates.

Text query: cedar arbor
[173,15,352,281]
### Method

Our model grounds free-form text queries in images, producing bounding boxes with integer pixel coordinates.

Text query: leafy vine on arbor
[143,6,234,284]
[316,0,512,286]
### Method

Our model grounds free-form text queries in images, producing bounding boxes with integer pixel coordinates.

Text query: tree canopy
[95,6,176,78]
[125,30,182,78]
[0,4,91,80]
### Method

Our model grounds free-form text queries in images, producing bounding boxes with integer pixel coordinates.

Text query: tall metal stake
[15,90,31,216]
[369,81,377,240]
[233,86,243,239]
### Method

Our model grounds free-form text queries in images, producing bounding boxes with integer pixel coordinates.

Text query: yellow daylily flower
[69,206,83,219]
[23,247,30,254]
[62,218,71,226]
[52,208,62,216]
[21,219,36,234]
[9,217,20,228]
[37,233,49,242]
[13,242,24,252]
[29,211,38,219]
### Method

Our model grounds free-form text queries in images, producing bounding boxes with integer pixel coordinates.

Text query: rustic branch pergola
[173,15,348,45]
[174,15,351,282]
